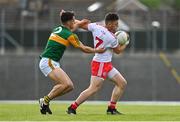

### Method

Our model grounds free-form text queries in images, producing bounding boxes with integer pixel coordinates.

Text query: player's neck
[62,24,71,30]
[105,25,108,30]
[105,27,114,34]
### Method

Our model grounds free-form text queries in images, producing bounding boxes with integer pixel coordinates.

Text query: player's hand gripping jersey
[40,26,80,61]
[88,23,118,62]
[88,23,119,79]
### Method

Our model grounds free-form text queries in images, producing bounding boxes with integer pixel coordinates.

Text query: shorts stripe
[97,62,104,77]
[48,59,55,70]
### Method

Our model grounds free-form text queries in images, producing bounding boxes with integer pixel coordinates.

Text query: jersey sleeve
[67,34,81,48]
[111,38,119,48]
[87,23,97,32]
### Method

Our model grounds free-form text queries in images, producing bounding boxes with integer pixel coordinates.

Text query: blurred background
[0,0,180,101]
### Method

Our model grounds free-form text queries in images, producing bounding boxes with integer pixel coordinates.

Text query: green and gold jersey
[40,26,80,61]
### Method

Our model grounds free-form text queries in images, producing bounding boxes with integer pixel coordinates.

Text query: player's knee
[117,80,127,89]
[64,82,74,91]
[122,79,127,85]
[121,80,127,89]
[68,84,74,91]
[123,80,127,88]
[90,89,98,95]
[92,88,98,94]
[91,86,101,94]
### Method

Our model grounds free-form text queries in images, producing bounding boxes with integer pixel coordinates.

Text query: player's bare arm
[76,20,90,30]
[78,41,105,53]
[113,44,127,54]
[72,19,90,31]
[68,33,105,53]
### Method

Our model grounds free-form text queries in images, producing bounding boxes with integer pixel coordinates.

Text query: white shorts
[39,57,60,77]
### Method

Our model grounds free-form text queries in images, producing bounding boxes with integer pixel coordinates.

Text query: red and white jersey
[88,23,118,62]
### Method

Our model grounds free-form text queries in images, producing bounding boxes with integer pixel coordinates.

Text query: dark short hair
[105,12,119,24]
[60,11,75,23]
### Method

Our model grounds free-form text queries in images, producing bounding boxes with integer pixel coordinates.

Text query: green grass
[139,0,161,9]
[174,0,180,9]
[1,103,180,121]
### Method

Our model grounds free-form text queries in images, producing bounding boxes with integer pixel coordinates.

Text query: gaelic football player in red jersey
[67,13,128,115]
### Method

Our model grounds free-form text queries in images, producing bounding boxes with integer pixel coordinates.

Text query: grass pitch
[1,102,180,121]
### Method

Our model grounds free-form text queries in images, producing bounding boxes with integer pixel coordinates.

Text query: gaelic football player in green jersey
[39,10,105,114]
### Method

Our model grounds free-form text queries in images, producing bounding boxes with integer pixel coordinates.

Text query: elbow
[114,49,123,54]
[116,51,122,54]
[115,46,126,54]
[116,51,121,54]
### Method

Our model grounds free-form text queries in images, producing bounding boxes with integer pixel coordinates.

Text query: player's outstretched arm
[71,19,90,32]
[76,19,90,30]
[113,44,127,54]
[78,42,105,53]
[68,32,104,53]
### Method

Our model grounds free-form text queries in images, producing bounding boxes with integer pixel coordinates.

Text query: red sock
[71,102,79,110]
[109,101,116,109]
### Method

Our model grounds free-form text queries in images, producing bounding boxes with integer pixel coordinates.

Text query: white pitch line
[1,100,180,106]
[0,121,179,122]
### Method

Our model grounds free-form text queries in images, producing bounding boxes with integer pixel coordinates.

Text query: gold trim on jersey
[67,34,80,48]
[49,33,70,47]
[48,59,55,70]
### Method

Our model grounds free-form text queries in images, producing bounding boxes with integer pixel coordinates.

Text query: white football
[115,31,130,45]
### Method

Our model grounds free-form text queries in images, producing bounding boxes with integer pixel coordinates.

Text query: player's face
[67,16,75,30]
[106,20,118,34]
